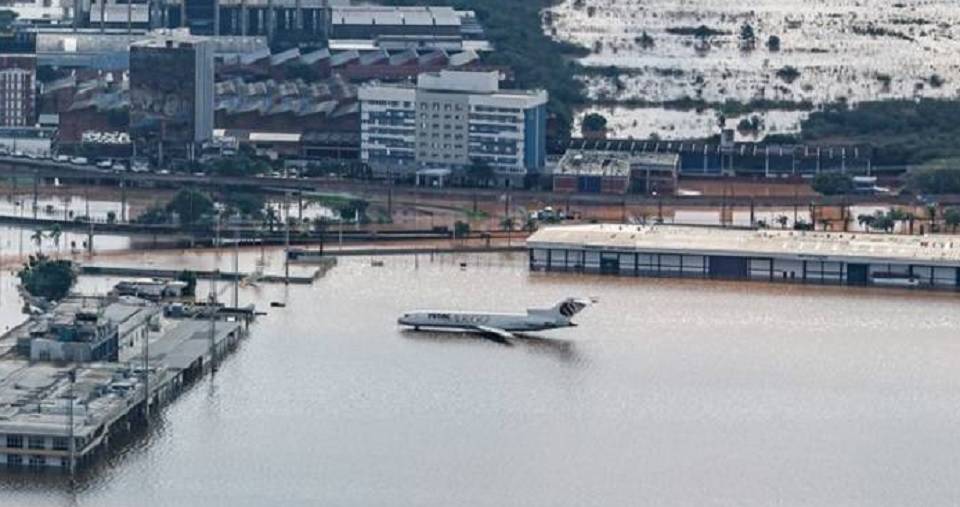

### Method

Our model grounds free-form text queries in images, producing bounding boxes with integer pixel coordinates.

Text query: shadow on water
[400,329,584,365]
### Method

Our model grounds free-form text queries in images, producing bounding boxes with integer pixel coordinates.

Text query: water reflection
[401,329,584,364]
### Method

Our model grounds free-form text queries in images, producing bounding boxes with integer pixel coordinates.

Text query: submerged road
[1,156,955,209]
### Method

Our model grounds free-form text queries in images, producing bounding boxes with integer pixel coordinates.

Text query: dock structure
[80,265,321,285]
[528,224,960,289]
[0,312,246,471]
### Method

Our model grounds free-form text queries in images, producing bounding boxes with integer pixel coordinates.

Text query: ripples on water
[1,251,959,506]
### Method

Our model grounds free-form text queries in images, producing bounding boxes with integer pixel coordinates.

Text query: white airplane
[398,298,595,340]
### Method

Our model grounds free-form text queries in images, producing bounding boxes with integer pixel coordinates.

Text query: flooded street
[0,247,958,505]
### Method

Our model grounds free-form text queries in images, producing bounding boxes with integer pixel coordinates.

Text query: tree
[776,65,801,84]
[106,210,117,224]
[136,205,169,225]
[264,206,279,232]
[775,215,789,229]
[339,199,369,222]
[30,229,44,253]
[47,225,62,255]
[944,208,960,232]
[886,207,914,231]
[0,9,18,33]
[739,23,756,51]
[767,35,781,52]
[166,189,214,225]
[466,162,496,188]
[812,172,854,195]
[176,270,198,297]
[859,210,895,232]
[635,31,655,49]
[581,113,608,138]
[220,191,266,219]
[453,220,471,241]
[18,255,76,301]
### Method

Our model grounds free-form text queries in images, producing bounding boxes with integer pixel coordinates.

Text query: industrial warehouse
[527,224,960,289]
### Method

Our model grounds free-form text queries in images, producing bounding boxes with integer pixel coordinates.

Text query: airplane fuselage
[398,311,569,332]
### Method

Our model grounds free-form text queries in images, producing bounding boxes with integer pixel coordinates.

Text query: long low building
[527,224,960,289]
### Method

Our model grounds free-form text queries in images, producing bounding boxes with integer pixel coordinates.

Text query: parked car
[55,154,70,163]
[96,159,113,169]
[70,156,89,165]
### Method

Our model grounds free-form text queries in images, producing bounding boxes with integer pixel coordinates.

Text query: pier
[0,298,252,471]
[80,265,324,285]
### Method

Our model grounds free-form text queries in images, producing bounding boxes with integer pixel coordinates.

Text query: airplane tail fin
[535,297,596,323]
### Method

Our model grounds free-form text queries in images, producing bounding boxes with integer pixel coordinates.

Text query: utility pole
[120,177,127,223]
[233,214,239,308]
[67,369,76,475]
[284,193,290,284]
[142,324,150,422]
[209,269,219,374]
[32,171,38,219]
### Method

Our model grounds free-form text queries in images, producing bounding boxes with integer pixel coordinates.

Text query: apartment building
[359,70,547,187]
[0,31,37,127]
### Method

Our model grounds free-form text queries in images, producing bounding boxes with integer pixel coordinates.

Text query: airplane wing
[473,325,515,341]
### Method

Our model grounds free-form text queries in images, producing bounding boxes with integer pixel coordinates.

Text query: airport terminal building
[528,224,960,289]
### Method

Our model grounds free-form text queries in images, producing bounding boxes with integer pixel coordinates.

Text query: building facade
[529,224,960,290]
[129,32,214,164]
[0,32,37,127]
[359,70,547,186]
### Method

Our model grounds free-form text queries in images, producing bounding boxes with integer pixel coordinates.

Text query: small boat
[371,260,384,267]
[270,301,287,308]
[870,272,921,287]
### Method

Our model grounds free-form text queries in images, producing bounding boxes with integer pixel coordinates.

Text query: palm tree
[30,229,44,254]
[775,215,789,229]
[48,225,63,256]
[500,216,516,246]
[265,207,278,232]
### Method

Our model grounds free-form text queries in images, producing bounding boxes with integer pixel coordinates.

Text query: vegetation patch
[19,255,76,301]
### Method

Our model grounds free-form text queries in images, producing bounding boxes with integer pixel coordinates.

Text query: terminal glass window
[28,436,45,450]
[6,435,22,448]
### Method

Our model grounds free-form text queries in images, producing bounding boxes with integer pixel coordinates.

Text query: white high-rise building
[359,70,548,186]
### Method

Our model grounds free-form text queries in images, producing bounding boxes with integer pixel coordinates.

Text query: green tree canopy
[581,113,608,134]
[166,189,214,225]
[811,172,854,195]
[18,255,76,301]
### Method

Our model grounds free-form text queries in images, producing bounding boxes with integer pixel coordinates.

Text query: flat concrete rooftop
[528,224,960,266]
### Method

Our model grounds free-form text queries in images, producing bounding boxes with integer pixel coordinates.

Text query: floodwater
[1,248,960,506]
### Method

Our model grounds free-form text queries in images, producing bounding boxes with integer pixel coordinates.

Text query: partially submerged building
[553,151,679,195]
[529,224,960,289]
[13,297,160,363]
